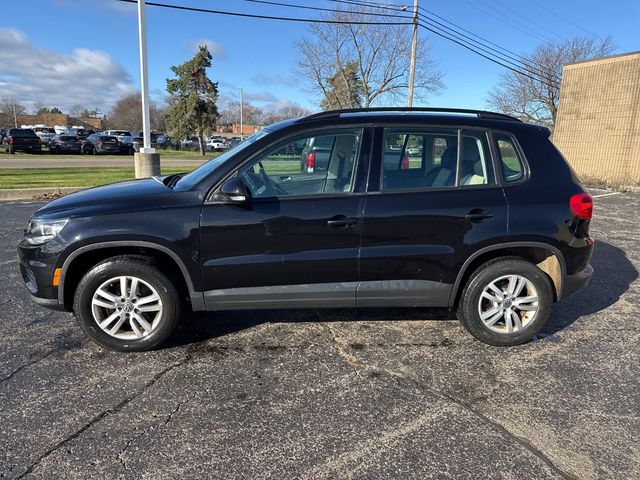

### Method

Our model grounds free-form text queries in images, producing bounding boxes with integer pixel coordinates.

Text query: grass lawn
[0,149,216,161]
[0,167,198,189]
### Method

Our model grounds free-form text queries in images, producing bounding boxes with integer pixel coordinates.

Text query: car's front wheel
[73,257,180,351]
[457,257,553,346]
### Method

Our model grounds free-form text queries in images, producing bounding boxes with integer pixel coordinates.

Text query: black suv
[17,108,594,351]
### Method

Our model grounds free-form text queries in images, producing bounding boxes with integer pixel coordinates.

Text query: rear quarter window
[495,134,524,182]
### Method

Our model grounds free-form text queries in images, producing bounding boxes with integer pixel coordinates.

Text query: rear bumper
[561,264,593,299]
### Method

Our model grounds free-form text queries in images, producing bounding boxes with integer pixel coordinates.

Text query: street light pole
[239,87,244,140]
[137,0,154,154]
[134,0,160,178]
[407,0,419,107]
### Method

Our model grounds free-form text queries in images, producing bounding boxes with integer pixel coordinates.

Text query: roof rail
[303,107,522,123]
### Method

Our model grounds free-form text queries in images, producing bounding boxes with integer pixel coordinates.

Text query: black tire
[456,257,553,346]
[73,257,180,352]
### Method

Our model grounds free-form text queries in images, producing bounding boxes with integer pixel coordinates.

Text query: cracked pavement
[1,190,639,479]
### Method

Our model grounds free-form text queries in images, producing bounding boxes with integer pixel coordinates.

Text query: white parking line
[592,192,622,198]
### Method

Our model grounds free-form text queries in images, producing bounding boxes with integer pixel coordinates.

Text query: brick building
[2,111,105,130]
[553,51,640,188]
[214,123,264,136]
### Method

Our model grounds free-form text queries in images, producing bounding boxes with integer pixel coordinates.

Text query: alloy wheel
[91,275,163,340]
[477,274,539,334]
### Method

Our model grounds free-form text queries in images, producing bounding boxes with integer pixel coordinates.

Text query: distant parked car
[33,127,57,146]
[179,136,200,150]
[2,128,42,154]
[83,134,126,155]
[65,128,90,139]
[49,135,82,154]
[103,130,133,146]
[206,138,228,152]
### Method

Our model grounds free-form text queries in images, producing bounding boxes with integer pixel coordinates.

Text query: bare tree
[296,6,443,109]
[487,36,615,127]
[262,105,312,125]
[0,96,26,127]
[218,100,263,125]
[107,92,166,132]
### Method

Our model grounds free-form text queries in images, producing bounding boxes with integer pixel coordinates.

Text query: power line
[418,7,560,82]
[451,0,553,44]
[123,0,557,88]
[328,0,409,13]
[327,0,559,84]
[238,0,413,19]
[115,0,414,25]
[417,21,555,89]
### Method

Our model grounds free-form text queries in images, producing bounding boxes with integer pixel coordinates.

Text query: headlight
[25,218,68,245]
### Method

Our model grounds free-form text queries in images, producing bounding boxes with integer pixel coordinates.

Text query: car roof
[267,108,550,136]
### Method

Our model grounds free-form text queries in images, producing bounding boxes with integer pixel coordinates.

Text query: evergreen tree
[320,61,364,111]
[166,46,219,155]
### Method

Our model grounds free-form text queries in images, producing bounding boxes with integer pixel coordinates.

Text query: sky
[0,0,638,116]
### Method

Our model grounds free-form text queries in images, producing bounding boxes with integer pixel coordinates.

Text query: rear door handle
[464,209,494,222]
[327,216,358,228]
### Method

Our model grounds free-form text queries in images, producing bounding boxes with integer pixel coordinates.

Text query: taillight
[401,154,409,169]
[306,151,316,173]
[570,193,593,220]
[97,140,103,146]
[8,137,13,145]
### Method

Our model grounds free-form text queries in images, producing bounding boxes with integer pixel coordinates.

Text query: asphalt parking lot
[1,190,638,479]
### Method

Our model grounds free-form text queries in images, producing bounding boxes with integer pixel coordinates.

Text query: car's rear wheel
[73,257,180,352]
[457,257,553,346]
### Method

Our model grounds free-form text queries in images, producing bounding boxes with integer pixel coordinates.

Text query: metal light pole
[135,0,160,177]
[239,87,244,140]
[407,0,419,107]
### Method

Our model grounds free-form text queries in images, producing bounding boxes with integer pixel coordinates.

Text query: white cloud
[189,39,226,60]
[0,28,135,112]
[251,73,297,88]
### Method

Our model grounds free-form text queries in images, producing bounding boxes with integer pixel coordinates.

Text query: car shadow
[166,240,636,348]
[541,240,637,334]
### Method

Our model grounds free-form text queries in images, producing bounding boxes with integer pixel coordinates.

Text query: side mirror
[212,177,251,204]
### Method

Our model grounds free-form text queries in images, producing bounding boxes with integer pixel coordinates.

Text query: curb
[0,187,86,201]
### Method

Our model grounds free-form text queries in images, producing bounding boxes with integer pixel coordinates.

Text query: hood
[34,177,173,219]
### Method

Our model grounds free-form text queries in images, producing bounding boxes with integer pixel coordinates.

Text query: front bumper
[562,264,594,299]
[17,241,65,311]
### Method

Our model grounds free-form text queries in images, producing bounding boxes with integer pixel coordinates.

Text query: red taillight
[401,154,409,169]
[8,137,13,145]
[570,193,593,220]
[97,140,103,146]
[305,151,316,173]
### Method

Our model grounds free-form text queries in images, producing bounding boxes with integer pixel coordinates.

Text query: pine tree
[166,46,219,155]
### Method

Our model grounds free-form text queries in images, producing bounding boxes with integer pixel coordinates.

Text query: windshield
[174,130,269,190]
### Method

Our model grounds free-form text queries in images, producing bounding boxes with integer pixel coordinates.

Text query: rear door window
[381,129,494,190]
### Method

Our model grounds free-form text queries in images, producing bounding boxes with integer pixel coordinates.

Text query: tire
[73,257,180,352]
[456,257,553,346]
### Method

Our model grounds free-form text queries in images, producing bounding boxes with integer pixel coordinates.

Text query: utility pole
[407,0,419,107]
[134,0,160,178]
[239,87,244,140]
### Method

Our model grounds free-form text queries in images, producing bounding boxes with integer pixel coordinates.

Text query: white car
[103,130,133,145]
[205,139,228,152]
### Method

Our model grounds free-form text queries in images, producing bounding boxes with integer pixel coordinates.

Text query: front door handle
[464,209,494,222]
[327,216,358,228]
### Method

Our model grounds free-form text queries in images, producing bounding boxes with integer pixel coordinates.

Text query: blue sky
[1,0,638,115]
